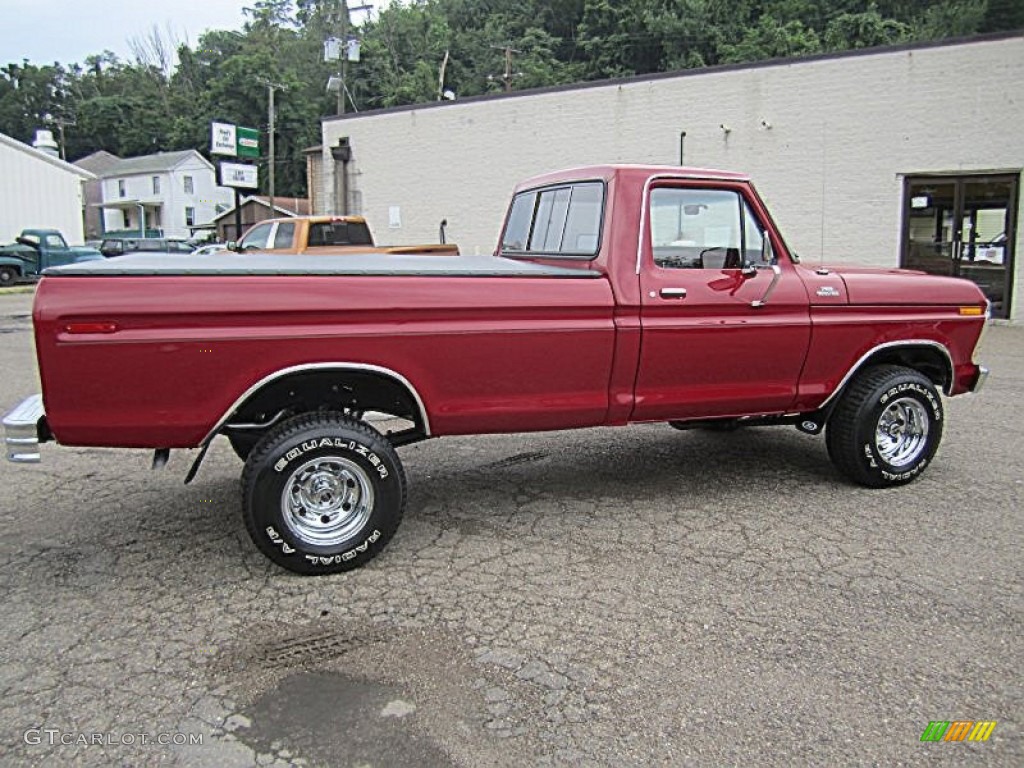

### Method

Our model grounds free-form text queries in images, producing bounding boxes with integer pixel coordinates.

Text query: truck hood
[799,264,987,307]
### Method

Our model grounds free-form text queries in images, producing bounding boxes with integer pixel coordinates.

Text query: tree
[823,7,912,50]
[981,0,1024,33]
[719,17,822,64]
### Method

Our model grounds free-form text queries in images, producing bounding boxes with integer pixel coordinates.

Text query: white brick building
[321,33,1024,319]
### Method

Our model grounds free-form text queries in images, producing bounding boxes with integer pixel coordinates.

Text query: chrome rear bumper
[3,394,45,463]
[970,365,989,394]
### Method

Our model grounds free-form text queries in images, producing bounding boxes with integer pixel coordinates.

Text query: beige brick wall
[323,36,1024,318]
[305,151,325,215]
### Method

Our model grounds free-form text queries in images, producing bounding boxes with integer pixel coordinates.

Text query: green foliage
[0,0,1015,196]
[720,17,822,63]
[823,7,912,50]
[981,0,1024,33]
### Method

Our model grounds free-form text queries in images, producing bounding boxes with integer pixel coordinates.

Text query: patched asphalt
[0,290,1020,766]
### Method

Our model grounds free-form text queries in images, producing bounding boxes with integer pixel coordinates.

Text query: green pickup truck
[0,230,104,285]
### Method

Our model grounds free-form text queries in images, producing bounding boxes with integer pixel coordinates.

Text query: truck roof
[515,164,750,192]
[257,215,369,226]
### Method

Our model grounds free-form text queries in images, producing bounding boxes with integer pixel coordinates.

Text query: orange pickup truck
[235,215,459,255]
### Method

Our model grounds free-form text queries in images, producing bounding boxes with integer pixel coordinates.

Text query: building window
[152,176,160,195]
[118,179,126,198]
[185,207,196,226]
[183,175,194,195]
[122,211,131,229]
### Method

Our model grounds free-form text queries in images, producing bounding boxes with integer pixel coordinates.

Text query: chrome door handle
[660,288,687,299]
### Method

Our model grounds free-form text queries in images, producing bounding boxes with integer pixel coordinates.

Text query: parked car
[100,237,197,257]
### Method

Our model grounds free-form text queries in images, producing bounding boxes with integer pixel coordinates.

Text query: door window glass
[240,223,272,250]
[650,188,746,269]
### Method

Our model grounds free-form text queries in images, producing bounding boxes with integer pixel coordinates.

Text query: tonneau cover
[45,252,600,278]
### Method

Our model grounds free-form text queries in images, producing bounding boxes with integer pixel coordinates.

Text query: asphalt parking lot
[0,289,1020,767]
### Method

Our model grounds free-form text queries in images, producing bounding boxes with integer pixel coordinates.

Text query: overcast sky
[2,0,251,67]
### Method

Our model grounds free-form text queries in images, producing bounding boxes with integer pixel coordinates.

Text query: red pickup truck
[4,164,988,575]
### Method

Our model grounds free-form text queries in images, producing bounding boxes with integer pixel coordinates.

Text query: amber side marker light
[959,307,984,316]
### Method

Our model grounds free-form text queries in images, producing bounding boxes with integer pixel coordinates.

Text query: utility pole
[258,78,287,215]
[488,44,523,92]
[336,1,373,115]
[46,114,76,160]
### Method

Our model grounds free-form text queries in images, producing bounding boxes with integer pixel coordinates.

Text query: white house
[320,33,1024,320]
[98,150,234,239]
[0,131,94,244]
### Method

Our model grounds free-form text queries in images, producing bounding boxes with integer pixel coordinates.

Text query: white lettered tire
[241,412,406,575]
[825,365,943,488]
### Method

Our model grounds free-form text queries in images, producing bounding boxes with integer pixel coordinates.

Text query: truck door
[41,233,75,268]
[632,181,811,421]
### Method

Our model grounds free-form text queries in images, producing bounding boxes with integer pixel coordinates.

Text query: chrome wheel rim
[875,397,930,468]
[280,455,374,547]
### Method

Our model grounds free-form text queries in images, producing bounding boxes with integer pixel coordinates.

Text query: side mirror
[741,231,775,277]
[226,241,239,252]
[762,233,774,264]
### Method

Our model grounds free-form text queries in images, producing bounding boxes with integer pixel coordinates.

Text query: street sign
[237,126,260,158]
[220,162,258,189]
[211,122,260,158]
[211,122,236,156]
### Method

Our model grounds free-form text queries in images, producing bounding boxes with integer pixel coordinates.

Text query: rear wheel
[825,365,942,487]
[241,412,406,575]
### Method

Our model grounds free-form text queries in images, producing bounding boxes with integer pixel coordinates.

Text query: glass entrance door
[901,174,1018,319]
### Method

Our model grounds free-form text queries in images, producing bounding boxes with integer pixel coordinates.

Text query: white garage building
[320,32,1023,320]
[0,131,93,244]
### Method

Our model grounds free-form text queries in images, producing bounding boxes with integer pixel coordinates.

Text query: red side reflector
[64,322,118,334]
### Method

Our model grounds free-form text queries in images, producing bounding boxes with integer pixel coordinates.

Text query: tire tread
[826,365,938,487]
[241,411,406,574]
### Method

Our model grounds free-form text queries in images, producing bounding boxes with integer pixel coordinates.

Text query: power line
[487,44,523,92]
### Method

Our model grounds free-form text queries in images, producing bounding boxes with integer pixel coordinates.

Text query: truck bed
[47,252,601,278]
[34,255,616,448]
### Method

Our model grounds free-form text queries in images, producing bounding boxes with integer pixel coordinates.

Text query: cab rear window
[502,182,604,258]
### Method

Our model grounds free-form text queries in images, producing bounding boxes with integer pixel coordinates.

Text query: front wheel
[825,365,943,488]
[241,412,406,575]
[0,266,18,286]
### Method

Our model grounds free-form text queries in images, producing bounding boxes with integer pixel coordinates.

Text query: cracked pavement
[0,291,1020,766]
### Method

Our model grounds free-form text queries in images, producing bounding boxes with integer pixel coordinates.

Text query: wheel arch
[821,340,954,411]
[203,363,431,445]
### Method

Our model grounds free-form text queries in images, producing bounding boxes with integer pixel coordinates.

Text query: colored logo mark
[920,721,997,742]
